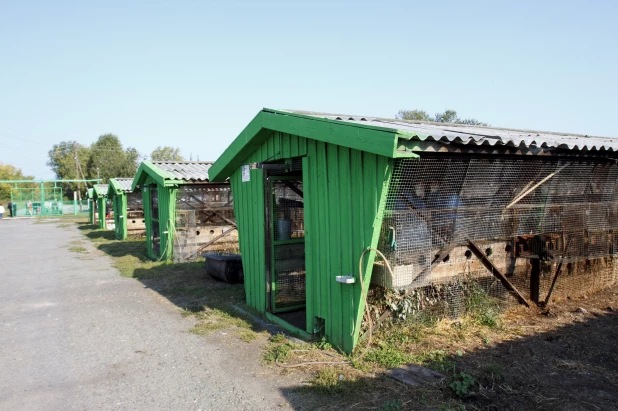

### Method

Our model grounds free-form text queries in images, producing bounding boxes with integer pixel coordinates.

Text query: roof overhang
[93,185,109,199]
[131,161,187,191]
[208,109,417,182]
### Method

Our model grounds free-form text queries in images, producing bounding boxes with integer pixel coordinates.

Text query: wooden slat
[467,240,530,308]
[327,143,343,347]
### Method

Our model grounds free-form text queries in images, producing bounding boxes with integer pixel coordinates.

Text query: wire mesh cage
[125,192,145,235]
[173,184,237,262]
[375,155,618,316]
[270,179,306,311]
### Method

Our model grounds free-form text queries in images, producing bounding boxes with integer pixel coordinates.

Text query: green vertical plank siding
[97,197,106,229]
[229,131,393,353]
[142,186,155,260]
[112,193,128,240]
[89,200,95,224]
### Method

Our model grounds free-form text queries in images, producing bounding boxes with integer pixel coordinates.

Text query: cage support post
[530,258,541,303]
[467,240,530,308]
[543,236,573,306]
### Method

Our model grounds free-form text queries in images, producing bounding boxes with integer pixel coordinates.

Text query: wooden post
[467,240,530,308]
[530,258,541,303]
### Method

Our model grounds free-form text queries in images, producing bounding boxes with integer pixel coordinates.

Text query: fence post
[73,192,78,215]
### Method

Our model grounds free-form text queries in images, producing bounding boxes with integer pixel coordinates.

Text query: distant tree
[0,163,34,200]
[396,110,431,121]
[150,146,184,161]
[47,141,91,196]
[396,109,489,126]
[433,109,458,124]
[86,134,140,183]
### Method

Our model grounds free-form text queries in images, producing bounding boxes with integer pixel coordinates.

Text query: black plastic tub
[203,253,244,284]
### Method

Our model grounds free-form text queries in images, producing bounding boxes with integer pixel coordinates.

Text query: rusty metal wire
[173,184,237,262]
[375,155,618,314]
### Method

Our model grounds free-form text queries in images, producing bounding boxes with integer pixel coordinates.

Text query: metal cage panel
[375,155,618,314]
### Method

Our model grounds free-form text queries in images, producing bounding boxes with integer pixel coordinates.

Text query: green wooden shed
[209,108,618,353]
[92,184,110,230]
[108,178,145,240]
[132,161,237,262]
[87,188,96,224]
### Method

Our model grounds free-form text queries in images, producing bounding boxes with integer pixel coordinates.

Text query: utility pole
[74,143,83,211]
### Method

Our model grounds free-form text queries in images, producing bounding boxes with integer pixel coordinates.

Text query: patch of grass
[262,340,295,364]
[365,346,415,368]
[239,329,258,342]
[464,280,502,329]
[484,362,505,382]
[68,246,88,254]
[379,399,403,411]
[309,368,345,393]
[191,321,227,335]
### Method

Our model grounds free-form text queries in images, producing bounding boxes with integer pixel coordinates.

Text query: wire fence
[173,184,238,262]
[375,155,618,317]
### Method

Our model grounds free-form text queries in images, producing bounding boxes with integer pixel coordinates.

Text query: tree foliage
[47,141,91,195]
[396,109,488,126]
[0,163,34,201]
[86,134,140,183]
[151,146,184,161]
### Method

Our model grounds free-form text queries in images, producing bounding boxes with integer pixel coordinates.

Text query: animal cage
[266,177,306,313]
[375,154,618,316]
[173,184,238,262]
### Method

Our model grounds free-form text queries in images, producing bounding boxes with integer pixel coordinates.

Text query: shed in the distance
[92,184,110,230]
[108,178,145,240]
[87,187,96,225]
[209,108,618,353]
[132,161,237,262]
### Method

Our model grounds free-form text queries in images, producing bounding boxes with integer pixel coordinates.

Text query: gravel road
[0,219,295,410]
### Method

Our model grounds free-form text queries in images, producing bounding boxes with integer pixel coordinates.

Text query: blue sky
[1,0,617,179]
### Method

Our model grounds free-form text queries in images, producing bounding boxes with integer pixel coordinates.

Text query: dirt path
[0,219,295,410]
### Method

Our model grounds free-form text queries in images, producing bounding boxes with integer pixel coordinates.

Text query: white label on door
[241,165,250,182]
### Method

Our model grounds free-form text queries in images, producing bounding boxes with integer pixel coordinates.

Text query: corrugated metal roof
[289,110,618,153]
[114,178,134,192]
[93,184,109,197]
[152,161,213,182]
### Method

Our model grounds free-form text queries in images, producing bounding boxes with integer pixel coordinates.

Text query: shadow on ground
[279,309,618,410]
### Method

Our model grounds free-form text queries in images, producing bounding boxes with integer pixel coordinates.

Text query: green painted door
[266,174,306,313]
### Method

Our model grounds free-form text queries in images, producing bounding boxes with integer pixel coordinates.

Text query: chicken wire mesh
[375,155,618,316]
[124,192,145,235]
[173,184,237,262]
[271,179,306,311]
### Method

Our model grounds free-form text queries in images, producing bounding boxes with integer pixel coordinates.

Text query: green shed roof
[108,178,135,196]
[93,184,109,199]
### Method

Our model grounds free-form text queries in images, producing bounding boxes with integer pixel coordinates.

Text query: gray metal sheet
[94,184,109,197]
[289,110,618,153]
[152,161,213,182]
[114,178,134,193]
